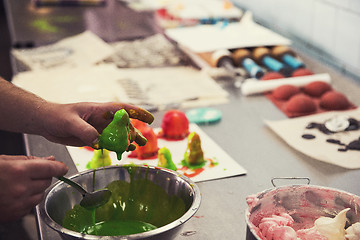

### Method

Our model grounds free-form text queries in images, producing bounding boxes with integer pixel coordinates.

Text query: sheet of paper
[110,67,229,107]
[265,108,360,169]
[126,0,243,18]
[12,65,229,108]
[165,21,291,53]
[11,31,114,71]
[67,124,247,182]
[12,64,130,103]
[105,33,187,68]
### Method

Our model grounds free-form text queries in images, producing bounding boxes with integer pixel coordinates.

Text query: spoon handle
[57,176,88,196]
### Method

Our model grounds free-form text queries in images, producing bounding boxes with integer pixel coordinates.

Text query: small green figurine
[157,147,177,171]
[87,149,112,169]
[184,132,205,166]
[98,109,131,160]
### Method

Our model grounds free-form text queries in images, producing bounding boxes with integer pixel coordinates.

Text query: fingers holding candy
[101,103,154,125]
[95,106,153,160]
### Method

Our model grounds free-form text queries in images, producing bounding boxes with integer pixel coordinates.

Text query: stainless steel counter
[5,1,360,239]
[24,52,360,239]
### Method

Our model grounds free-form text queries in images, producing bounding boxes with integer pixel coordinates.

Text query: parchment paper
[265,108,360,169]
[12,31,113,71]
[12,65,229,108]
[165,21,291,53]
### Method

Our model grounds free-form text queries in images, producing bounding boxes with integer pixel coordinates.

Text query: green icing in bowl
[62,167,186,236]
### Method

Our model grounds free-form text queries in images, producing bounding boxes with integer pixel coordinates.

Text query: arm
[0,77,48,134]
[0,77,154,147]
[0,77,153,223]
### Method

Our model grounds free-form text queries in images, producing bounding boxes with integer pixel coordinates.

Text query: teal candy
[186,108,222,124]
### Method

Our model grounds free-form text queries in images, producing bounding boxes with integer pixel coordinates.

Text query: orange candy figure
[128,119,158,159]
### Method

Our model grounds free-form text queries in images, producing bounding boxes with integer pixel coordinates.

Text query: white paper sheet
[110,67,229,107]
[11,31,114,71]
[266,108,360,169]
[165,21,291,53]
[12,64,130,103]
[12,65,229,108]
[67,124,247,182]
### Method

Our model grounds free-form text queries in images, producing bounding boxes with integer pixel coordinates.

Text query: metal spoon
[57,176,111,209]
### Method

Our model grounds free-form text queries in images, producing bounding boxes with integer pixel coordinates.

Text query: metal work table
[4,0,159,47]
[5,1,360,239]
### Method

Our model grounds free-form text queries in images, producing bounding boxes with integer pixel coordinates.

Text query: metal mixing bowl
[245,184,360,240]
[38,165,201,240]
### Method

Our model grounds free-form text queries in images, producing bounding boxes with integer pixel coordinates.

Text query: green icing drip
[98,109,131,160]
[157,147,177,171]
[31,19,59,33]
[92,170,96,192]
[91,209,97,235]
[31,16,78,33]
[86,149,112,169]
[62,166,186,236]
[184,132,205,166]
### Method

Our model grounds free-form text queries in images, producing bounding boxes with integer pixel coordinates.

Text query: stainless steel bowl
[246,185,360,240]
[38,165,201,240]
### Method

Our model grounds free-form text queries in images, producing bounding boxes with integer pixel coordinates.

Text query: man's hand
[40,102,154,148]
[0,155,68,222]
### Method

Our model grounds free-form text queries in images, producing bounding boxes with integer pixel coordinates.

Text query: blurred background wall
[233,0,360,81]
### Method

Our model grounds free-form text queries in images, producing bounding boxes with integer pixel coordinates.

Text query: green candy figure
[157,147,177,171]
[184,132,205,167]
[87,149,112,169]
[98,109,131,160]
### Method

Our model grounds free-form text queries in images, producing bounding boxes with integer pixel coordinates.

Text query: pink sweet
[258,213,297,240]
[246,194,259,208]
[297,227,328,240]
[273,226,298,240]
[260,213,294,226]
[272,84,300,101]
[285,94,317,114]
[261,72,284,80]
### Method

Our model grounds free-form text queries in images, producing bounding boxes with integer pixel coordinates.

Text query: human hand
[40,102,154,148]
[0,155,68,222]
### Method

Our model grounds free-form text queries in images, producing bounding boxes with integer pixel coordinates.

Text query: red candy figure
[158,110,189,140]
[261,72,284,80]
